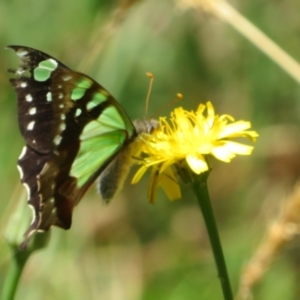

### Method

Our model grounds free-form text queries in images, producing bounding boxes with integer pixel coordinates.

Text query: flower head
[132,101,258,203]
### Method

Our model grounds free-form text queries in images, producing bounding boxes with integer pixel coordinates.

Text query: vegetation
[1,0,300,299]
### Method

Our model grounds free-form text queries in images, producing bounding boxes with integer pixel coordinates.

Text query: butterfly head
[133,118,159,135]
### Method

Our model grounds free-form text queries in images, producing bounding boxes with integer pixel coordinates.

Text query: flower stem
[191,174,233,300]
[1,248,31,300]
[1,232,50,300]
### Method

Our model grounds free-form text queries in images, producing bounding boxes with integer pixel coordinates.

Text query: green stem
[1,249,31,300]
[191,175,233,300]
[2,189,51,300]
[1,232,50,300]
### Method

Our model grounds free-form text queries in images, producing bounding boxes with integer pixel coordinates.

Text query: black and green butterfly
[8,46,157,245]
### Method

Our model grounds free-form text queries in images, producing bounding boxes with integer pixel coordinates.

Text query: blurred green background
[1,0,300,299]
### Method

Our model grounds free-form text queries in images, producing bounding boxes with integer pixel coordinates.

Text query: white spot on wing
[25,94,33,102]
[27,121,35,130]
[40,162,49,176]
[17,50,28,57]
[62,75,72,81]
[28,203,43,231]
[60,123,66,131]
[28,204,37,226]
[54,135,62,145]
[23,183,31,200]
[37,180,41,192]
[16,69,24,75]
[61,114,66,120]
[46,92,52,102]
[29,107,37,115]
[20,82,27,88]
[39,194,43,202]
[39,197,44,209]
[59,103,64,109]
[19,146,27,160]
[59,93,63,99]
[75,108,82,117]
[17,165,24,179]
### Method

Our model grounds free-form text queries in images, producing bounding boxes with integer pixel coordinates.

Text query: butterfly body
[8,46,156,245]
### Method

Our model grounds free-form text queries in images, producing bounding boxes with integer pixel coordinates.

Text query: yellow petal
[218,121,252,138]
[223,141,255,155]
[132,165,148,184]
[147,167,160,204]
[159,167,181,201]
[131,101,258,203]
[211,147,236,162]
[186,154,208,174]
[159,159,177,173]
[211,141,254,162]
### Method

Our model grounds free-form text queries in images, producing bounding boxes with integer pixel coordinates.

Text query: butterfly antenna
[149,93,183,119]
[145,72,154,117]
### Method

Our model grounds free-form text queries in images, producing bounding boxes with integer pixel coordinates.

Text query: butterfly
[8,45,158,246]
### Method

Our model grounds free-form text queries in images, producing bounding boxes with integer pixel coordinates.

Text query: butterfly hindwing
[8,46,137,244]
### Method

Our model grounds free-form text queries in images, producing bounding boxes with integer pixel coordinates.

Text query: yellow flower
[132,101,258,203]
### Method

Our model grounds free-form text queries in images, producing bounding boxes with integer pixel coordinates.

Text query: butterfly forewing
[8,46,136,244]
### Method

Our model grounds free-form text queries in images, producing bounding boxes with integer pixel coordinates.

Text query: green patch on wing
[71,103,136,187]
[82,105,135,140]
[71,131,127,187]
[86,91,108,110]
[33,58,58,81]
[101,105,135,136]
[71,78,93,101]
